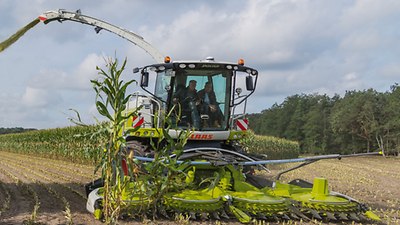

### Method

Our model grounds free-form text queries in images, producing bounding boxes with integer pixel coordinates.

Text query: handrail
[126,92,162,128]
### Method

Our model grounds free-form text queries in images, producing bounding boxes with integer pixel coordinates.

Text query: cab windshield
[168,68,230,130]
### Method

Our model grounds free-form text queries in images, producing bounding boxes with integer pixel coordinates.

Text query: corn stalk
[88,56,139,224]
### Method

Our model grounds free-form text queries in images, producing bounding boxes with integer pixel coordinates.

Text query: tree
[249,85,400,155]
[302,94,335,154]
[380,84,400,155]
[330,89,380,153]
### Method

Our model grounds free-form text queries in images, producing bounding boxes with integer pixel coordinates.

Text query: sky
[1,0,400,129]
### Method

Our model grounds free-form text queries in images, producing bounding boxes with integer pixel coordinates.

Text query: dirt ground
[0,151,398,225]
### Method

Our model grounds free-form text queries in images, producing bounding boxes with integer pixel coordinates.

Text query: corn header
[8,9,382,223]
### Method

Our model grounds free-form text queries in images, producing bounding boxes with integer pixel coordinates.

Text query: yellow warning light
[164,56,171,63]
[238,58,245,65]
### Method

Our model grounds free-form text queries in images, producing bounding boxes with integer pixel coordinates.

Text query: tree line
[0,127,36,135]
[248,84,400,155]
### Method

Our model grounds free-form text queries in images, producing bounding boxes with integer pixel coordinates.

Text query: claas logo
[190,134,213,140]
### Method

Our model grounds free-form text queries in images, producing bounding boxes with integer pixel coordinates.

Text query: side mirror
[246,76,254,91]
[141,72,149,87]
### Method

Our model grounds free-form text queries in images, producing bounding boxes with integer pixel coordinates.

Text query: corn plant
[79,56,140,224]
[137,108,191,219]
[88,56,191,222]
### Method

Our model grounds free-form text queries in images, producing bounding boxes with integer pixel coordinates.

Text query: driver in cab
[173,80,200,128]
[198,82,222,127]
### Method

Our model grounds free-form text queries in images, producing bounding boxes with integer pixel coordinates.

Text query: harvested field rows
[0,151,100,225]
[278,156,400,224]
[0,151,399,225]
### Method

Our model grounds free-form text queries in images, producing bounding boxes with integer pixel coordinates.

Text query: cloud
[341,72,364,91]
[339,0,400,30]
[0,93,21,115]
[0,91,61,128]
[0,51,104,128]
[27,53,104,90]
[96,0,400,106]
[21,87,61,107]
[381,64,400,78]
[139,0,346,71]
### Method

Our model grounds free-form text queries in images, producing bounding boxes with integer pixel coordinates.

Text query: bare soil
[0,151,398,225]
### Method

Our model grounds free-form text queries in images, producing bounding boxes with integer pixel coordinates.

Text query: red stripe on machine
[132,116,144,128]
[236,119,248,131]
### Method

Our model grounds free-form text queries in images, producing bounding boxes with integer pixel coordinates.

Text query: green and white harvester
[9,9,382,223]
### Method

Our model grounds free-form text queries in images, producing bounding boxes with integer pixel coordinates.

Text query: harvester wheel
[126,140,150,157]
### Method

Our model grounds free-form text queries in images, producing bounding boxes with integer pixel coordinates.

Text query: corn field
[241,130,300,159]
[0,125,105,164]
[0,126,299,164]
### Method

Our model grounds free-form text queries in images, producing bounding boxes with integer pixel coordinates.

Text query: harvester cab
[124,56,257,148]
